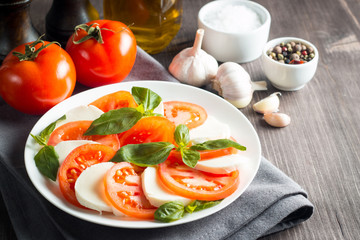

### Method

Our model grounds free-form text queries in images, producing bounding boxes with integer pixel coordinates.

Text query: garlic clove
[186,56,216,87]
[168,29,218,87]
[168,54,192,82]
[212,62,267,108]
[252,92,281,114]
[263,112,291,127]
[227,97,252,109]
[251,81,268,91]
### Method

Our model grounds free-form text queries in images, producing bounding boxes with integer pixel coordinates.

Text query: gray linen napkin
[0,47,313,240]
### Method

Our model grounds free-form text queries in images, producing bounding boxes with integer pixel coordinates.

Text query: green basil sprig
[175,124,246,167]
[132,86,162,116]
[31,115,65,146]
[174,124,200,168]
[155,200,223,222]
[110,124,246,168]
[173,124,246,168]
[31,115,65,181]
[85,87,162,136]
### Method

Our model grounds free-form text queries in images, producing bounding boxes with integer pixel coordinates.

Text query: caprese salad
[30,87,248,222]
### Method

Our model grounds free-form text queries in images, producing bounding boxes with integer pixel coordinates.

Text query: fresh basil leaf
[31,115,66,146]
[181,149,200,168]
[174,124,190,147]
[154,201,185,223]
[190,139,246,151]
[84,108,142,135]
[111,142,175,166]
[185,200,222,214]
[34,145,59,181]
[131,87,162,112]
[151,113,163,117]
[31,134,47,146]
[142,110,162,117]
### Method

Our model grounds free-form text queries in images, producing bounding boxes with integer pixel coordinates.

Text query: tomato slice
[158,161,240,201]
[48,120,120,151]
[163,101,207,129]
[118,116,175,146]
[104,162,156,219]
[89,90,138,112]
[58,144,116,208]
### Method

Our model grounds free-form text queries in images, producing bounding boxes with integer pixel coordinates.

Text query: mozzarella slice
[54,140,99,165]
[153,101,164,115]
[55,105,104,129]
[189,115,231,145]
[195,154,249,174]
[75,162,115,213]
[142,167,192,207]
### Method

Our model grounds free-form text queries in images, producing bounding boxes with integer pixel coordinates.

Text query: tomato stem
[12,34,60,61]
[72,23,134,45]
[73,23,113,44]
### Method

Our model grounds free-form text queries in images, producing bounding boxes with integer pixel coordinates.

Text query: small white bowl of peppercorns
[261,37,319,91]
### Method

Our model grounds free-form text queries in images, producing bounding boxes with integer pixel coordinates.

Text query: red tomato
[118,116,175,146]
[104,162,156,219]
[89,90,138,112]
[58,144,116,208]
[163,101,207,129]
[0,39,76,115]
[65,20,137,87]
[48,121,120,151]
[158,161,240,201]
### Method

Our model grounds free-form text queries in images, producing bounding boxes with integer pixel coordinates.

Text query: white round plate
[24,80,261,229]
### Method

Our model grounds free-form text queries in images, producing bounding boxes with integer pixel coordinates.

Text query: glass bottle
[103,0,183,54]
[0,0,39,61]
[46,0,99,47]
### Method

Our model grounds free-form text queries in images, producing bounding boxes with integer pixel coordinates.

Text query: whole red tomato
[0,38,76,115]
[65,20,137,87]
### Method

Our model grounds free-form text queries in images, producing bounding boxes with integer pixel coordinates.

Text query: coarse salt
[204,5,262,33]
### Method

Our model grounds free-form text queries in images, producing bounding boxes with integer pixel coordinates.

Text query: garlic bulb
[264,112,291,127]
[168,29,218,87]
[253,92,281,114]
[212,62,267,108]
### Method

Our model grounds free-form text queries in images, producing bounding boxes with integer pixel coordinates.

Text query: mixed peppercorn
[266,41,315,64]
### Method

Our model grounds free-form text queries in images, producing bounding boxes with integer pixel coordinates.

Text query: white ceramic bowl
[198,0,271,63]
[261,37,319,91]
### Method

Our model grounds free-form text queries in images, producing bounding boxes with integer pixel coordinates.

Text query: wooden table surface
[1,0,360,239]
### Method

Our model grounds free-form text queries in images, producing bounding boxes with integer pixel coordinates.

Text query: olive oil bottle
[103,0,182,54]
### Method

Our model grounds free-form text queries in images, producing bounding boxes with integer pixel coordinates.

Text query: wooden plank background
[1,0,359,239]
